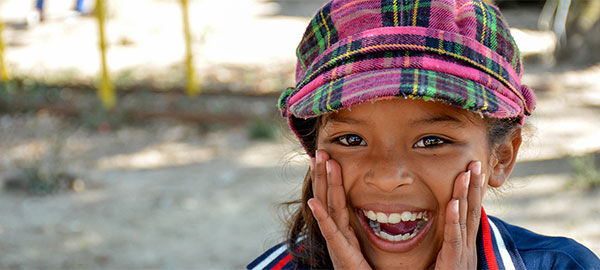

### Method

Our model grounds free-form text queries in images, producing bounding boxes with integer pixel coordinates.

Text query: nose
[363,150,415,192]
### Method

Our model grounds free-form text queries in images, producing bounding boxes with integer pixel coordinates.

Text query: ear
[488,128,522,188]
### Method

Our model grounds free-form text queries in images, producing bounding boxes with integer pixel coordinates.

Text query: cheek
[417,159,457,206]
[329,153,364,192]
[415,148,486,204]
[317,145,374,198]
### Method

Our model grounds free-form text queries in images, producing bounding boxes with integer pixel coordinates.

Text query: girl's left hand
[434,161,484,269]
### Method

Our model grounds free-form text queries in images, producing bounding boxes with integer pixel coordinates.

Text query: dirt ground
[1,0,600,269]
[1,92,599,269]
[0,115,306,269]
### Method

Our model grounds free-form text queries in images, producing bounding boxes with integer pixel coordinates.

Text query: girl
[248,0,600,269]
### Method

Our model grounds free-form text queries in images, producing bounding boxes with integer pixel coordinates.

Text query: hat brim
[287,68,523,120]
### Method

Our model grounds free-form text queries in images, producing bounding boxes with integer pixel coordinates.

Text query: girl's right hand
[308,149,372,270]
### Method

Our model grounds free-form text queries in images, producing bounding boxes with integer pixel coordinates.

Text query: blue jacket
[248,211,600,269]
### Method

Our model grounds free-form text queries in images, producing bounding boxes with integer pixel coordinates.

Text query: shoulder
[247,242,298,270]
[488,216,600,269]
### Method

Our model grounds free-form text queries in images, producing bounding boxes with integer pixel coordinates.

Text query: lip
[357,207,433,253]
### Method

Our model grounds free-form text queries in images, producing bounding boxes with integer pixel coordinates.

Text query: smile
[357,207,433,252]
[363,210,429,242]
[362,209,429,242]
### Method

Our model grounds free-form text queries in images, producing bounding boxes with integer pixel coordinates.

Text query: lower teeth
[369,219,380,232]
[370,218,427,242]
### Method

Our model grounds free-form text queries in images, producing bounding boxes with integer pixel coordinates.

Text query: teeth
[369,219,381,233]
[376,212,388,223]
[368,212,430,242]
[364,209,429,242]
[367,210,377,220]
[416,218,427,231]
[365,210,428,224]
[379,231,393,241]
[374,228,422,242]
[388,213,401,223]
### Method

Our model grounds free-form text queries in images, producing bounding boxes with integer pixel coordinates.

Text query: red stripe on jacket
[271,254,293,270]
[271,243,305,270]
[481,207,499,270]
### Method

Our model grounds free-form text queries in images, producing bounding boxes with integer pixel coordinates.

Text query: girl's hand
[308,149,372,269]
[435,161,484,269]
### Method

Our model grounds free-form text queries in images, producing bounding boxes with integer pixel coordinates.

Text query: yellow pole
[95,0,115,110]
[181,0,199,96]
[0,21,9,82]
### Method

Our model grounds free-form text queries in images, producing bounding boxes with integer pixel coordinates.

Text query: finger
[326,159,352,238]
[452,170,470,241]
[309,157,315,183]
[437,199,462,268]
[466,161,483,247]
[308,198,352,253]
[310,157,315,177]
[312,150,330,207]
[309,199,371,269]
[310,157,316,193]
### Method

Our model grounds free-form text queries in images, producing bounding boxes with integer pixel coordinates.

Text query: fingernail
[451,199,459,213]
[316,150,323,164]
[326,160,331,174]
[309,158,315,171]
[307,199,315,211]
[472,161,482,175]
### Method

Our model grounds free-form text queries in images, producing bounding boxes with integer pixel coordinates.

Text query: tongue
[380,221,419,236]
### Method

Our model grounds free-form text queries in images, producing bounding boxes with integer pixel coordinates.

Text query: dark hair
[282,114,521,270]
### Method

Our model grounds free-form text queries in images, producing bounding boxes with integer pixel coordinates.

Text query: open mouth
[361,209,430,242]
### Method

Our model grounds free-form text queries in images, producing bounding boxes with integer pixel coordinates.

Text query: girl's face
[316,99,493,269]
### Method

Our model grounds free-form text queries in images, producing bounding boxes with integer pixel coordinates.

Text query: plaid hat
[278,0,536,155]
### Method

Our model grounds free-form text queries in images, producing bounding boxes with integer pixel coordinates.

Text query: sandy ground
[1,0,600,269]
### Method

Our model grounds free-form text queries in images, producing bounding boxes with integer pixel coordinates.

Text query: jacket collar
[478,207,526,270]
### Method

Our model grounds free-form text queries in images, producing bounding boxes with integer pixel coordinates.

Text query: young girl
[248,0,600,269]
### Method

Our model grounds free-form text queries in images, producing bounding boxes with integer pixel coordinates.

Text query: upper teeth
[364,210,428,223]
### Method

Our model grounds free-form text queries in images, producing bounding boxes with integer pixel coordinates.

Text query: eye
[413,136,448,148]
[335,134,367,146]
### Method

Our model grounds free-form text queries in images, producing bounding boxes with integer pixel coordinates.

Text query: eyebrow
[324,115,368,125]
[409,114,467,127]
[323,113,468,127]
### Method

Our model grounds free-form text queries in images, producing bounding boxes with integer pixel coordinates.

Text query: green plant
[3,123,80,195]
[5,165,81,195]
[248,118,279,140]
[19,166,60,195]
[80,104,127,131]
[569,153,600,189]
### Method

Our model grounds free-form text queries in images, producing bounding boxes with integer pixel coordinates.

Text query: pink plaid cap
[277,0,536,155]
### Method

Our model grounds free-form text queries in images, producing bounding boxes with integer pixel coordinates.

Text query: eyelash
[332,135,450,148]
[333,134,367,146]
[413,136,450,148]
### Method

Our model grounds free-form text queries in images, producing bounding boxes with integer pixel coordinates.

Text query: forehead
[323,99,482,128]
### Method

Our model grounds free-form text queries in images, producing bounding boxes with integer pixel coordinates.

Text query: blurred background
[0,0,599,268]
